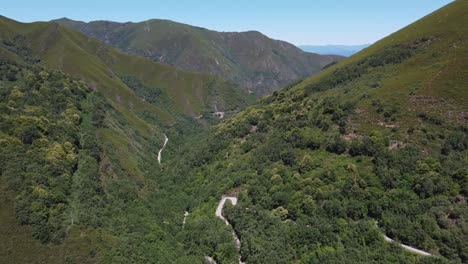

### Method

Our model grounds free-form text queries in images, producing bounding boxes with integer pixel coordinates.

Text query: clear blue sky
[1,0,454,45]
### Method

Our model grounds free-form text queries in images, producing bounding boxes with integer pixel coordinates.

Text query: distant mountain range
[53,18,343,95]
[299,44,370,56]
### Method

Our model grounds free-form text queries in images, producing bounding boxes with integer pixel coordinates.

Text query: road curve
[157,133,168,165]
[204,256,217,264]
[383,234,432,256]
[216,196,238,225]
[215,196,245,264]
[215,203,433,261]
[376,222,432,257]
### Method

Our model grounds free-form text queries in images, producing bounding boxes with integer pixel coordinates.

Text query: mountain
[53,18,343,95]
[159,1,468,263]
[299,44,371,56]
[0,15,253,263]
[1,1,468,264]
[1,16,253,120]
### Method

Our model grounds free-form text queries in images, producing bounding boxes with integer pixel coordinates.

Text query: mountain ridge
[53,17,343,95]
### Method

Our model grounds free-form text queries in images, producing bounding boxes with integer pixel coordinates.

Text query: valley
[0,1,467,264]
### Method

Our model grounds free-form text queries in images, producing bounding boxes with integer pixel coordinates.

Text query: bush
[326,136,347,154]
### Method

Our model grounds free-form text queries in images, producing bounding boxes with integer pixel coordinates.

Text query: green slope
[0,15,253,264]
[0,14,254,186]
[54,17,343,95]
[1,1,467,264]
[0,16,253,121]
[0,57,198,263]
[0,61,104,263]
[157,1,468,263]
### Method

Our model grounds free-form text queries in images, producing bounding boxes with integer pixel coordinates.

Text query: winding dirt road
[182,211,189,229]
[383,234,432,256]
[215,196,245,264]
[215,197,237,225]
[157,133,168,165]
[204,256,217,264]
[376,222,432,256]
[212,202,432,262]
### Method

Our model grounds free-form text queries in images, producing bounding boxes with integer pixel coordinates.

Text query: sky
[1,0,454,45]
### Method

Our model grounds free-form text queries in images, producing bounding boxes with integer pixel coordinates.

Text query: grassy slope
[285,0,468,142]
[298,0,468,108]
[110,51,246,116]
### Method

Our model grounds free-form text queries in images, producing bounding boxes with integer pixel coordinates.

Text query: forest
[0,1,467,263]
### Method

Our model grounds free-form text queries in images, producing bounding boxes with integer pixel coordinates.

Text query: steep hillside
[0,16,252,263]
[1,16,253,121]
[0,61,103,263]
[1,1,467,264]
[157,1,468,263]
[54,18,343,95]
[0,15,254,188]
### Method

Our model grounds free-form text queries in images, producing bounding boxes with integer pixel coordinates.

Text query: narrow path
[204,256,217,264]
[213,111,225,119]
[376,222,432,257]
[157,133,168,165]
[383,234,432,256]
[215,196,245,264]
[215,197,237,225]
[182,211,189,229]
[213,105,225,119]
